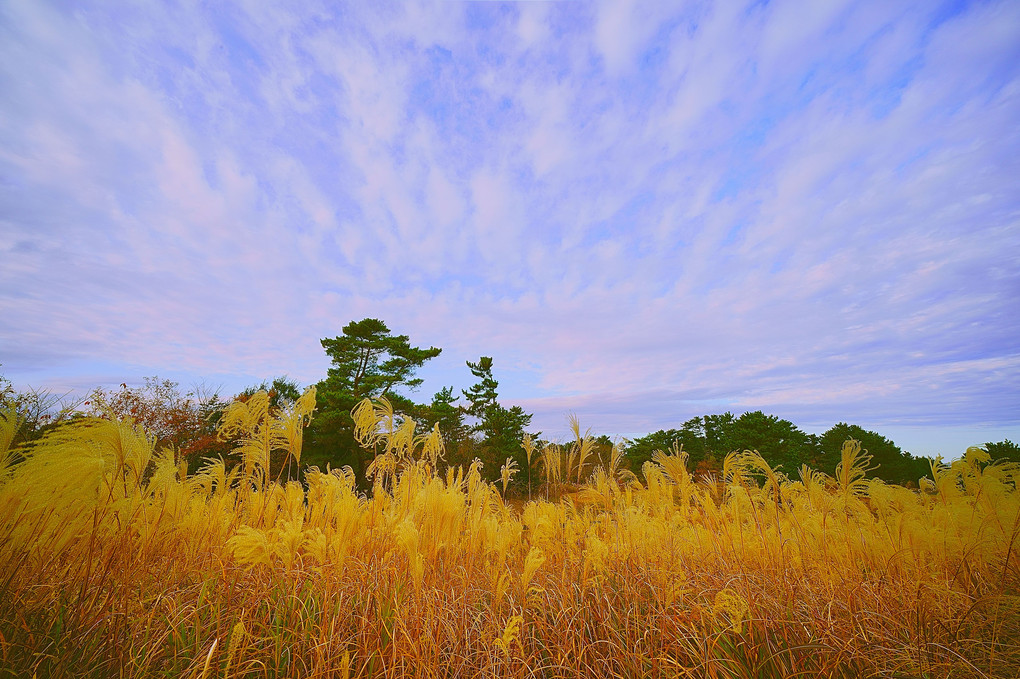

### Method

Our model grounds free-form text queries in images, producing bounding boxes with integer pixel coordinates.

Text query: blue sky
[2,1,1018,457]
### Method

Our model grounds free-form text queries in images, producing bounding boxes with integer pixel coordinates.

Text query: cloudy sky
[2,1,1018,456]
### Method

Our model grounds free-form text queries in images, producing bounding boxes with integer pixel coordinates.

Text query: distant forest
[3,318,1017,493]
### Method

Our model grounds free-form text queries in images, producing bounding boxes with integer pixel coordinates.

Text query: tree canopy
[462,356,498,420]
[818,423,928,485]
[984,439,1020,464]
[461,356,534,483]
[320,318,441,398]
[420,386,469,450]
[306,319,441,482]
[725,411,818,473]
[625,413,935,486]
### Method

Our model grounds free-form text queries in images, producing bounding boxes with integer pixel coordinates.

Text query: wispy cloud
[1,0,1017,454]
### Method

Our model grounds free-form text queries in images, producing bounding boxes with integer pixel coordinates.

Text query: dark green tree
[623,418,725,481]
[477,404,533,461]
[624,429,683,479]
[306,319,441,483]
[818,423,927,485]
[983,439,1020,464]
[462,357,498,420]
[239,376,301,410]
[420,386,469,451]
[319,319,440,398]
[700,413,736,455]
[724,411,818,473]
[461,357,533,485]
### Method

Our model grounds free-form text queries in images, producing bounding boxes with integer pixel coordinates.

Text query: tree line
[3,319,1017,493]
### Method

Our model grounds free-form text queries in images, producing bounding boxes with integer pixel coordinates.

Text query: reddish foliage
[85,377,228,460]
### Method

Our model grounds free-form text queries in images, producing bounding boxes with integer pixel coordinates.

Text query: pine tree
[306,319,441,483]
[462,357,498,422]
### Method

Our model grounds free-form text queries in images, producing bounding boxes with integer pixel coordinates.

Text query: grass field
[1,391,1017,678]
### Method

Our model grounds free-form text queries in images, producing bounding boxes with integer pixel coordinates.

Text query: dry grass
[0,395,1017,678]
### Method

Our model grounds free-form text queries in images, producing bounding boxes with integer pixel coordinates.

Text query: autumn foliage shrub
[0,394,1017,678]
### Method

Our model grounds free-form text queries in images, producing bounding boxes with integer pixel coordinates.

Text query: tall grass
[0,395,1017,678]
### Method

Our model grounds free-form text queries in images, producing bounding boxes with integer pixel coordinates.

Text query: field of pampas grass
[1,390,1018,678]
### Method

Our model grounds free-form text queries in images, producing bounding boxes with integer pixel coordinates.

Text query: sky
[1,0,1018,458]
